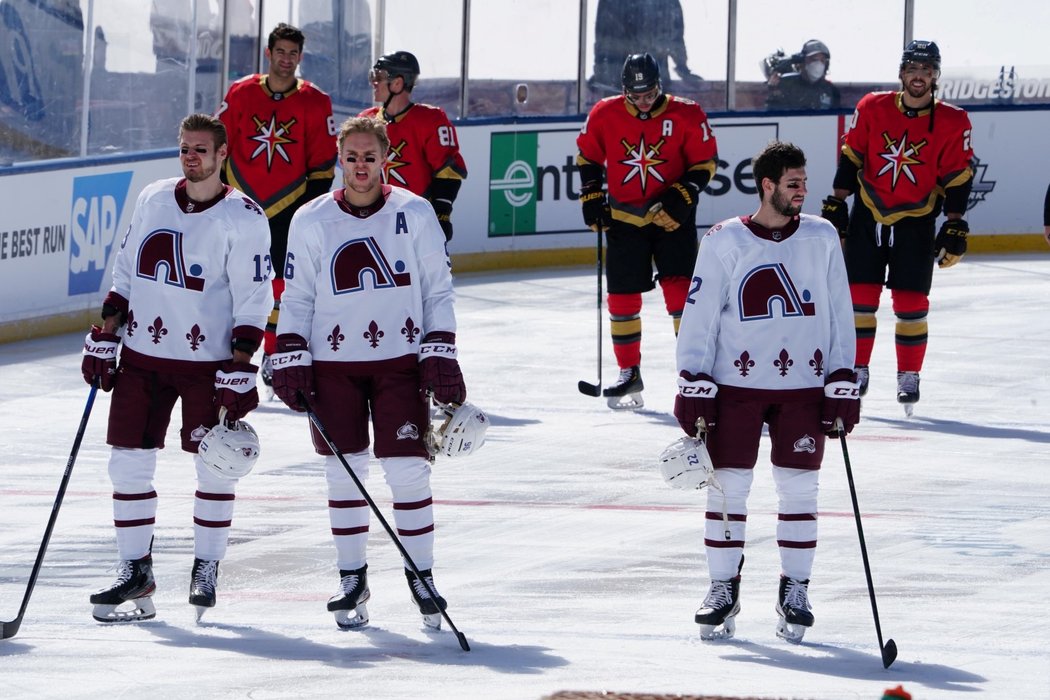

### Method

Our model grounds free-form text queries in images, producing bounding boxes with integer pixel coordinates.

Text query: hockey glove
[271,335,314,412]
[935,218,968,268]
[580,182,610,232]
[820,195,850,238]
[214,361,259,422]
[821,369,860,437]
[419,331,466,405]
[431,198,454,242]
[673,371,718,437]
[649,181,697,232]
[82,325,120,392]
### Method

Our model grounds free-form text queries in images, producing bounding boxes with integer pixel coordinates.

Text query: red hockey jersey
[359,103,467,197]
[217,75,338,218]
[576,95,718,226]
[842,91,974,224]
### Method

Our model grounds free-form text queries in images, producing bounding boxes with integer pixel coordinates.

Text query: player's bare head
[268,23,305,52]
[752,141,806,201]
[179,113,227,150]
[338,116,390,156]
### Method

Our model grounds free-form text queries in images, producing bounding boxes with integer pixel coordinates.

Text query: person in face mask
[765,39,841,111]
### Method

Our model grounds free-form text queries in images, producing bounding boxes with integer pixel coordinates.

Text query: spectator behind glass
[765,39,841,111]
[590,0,702,94]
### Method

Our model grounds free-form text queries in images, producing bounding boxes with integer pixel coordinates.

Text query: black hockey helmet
[372,51,420,88]
[901,40,941,70]
[621,53,661,93]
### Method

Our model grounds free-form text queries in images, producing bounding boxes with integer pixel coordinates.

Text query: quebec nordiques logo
[68,172,134,296]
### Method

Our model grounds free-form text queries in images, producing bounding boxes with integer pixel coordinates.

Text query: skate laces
[897,371,919,393]
[783,578,810,611]
[411,574,438,600]
[112,560,136,585]
[702,579,734,609]
[617,367,634,383]
[193,560,218,593]
[338,572,362,594]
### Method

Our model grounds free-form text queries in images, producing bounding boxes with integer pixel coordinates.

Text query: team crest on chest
[619,134,667,192]
[384,140,411,186]
[877,130,927,188]
[249,112,299,168]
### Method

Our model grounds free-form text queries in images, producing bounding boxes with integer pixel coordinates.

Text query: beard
[771,188,802,218]
[183,161,217,183]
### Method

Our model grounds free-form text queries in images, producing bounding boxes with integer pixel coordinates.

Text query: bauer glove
[419,331,466,405]
[935,218,968,268]
[649,182,697,232]
[431,198,454,242]
[673,371,718,437]
[271,334,314,412]
[214,360,259,422]
[580,182,610,233]
[82,326,120,392]
[821,369,860,437]
[820,195,849,237]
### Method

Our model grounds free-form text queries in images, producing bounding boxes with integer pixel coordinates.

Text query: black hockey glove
[580,182,610,232]
[820,195,849,238]
[431,198,454,242]
[649,181,697,232]
[935,218,968,268]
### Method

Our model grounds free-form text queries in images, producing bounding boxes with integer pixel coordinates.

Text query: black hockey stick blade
[578,380,601,397]
[881,638,898,668]
[454,630,470,652]
[1,618,22,640]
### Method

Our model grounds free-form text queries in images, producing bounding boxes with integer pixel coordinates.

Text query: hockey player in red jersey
[359,51,467,242]
[217,23,338,390]
[820,40,974,415]
[81,114,273,623]
[271,116,467,631]
[675,141,858,642]
[576,53,718,409]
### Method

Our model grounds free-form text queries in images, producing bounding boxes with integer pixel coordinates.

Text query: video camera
[761,49,803,79]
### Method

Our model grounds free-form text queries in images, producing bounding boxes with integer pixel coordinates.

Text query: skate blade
[421,612,442,631]
[902,402,915,417]
[334,604,369,630]
[92,597,157,623]
[606,393,644,410]
[776,618,808,643]
[697,616,736,640]
[193,604,212,622]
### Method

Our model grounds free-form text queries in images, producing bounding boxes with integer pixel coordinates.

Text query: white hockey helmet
[427,401,488,458]
[658,436,717,490]
[199,409,261,479]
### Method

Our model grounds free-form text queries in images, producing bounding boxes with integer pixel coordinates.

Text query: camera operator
[765,40,840,111]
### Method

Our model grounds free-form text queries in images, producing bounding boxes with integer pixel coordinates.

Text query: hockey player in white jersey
[270,116,465,631]
[673,141,859,643]
[81,113,272,623]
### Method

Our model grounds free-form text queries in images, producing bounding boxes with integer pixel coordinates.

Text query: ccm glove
[271,335,313,412]
[580,182,611,232]
[673,371,718,437]
[649,181,697,232]
[81,326,120,392]
[214,361,259,422]
[820,195,850,237]
[821,369,861,437]
[419,331,466,405]
[431,198,454,242]
[935,218,968,268]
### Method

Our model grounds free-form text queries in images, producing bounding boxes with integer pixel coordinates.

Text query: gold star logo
[876,130,927,188]
[249,113,298,169]
[618,135,667,193]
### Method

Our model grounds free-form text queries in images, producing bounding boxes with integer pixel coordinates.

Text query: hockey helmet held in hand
[427,401,488,458]
[659,436,717,491]
[199,409,260,479]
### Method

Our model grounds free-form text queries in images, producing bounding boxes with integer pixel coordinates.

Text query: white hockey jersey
[109,178,272,370]
[278,186,455,366]
[677,213,855,394]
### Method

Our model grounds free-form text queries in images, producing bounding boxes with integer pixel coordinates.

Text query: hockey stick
[577,218,604,396]
[301,395,470,652]
[2,383,98,640]
[837,423,898,668]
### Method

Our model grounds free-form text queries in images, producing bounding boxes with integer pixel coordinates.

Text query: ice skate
[90,555,157,623]
[327,565,370,630]
[695,576,741,640]
[856,365,869,397]
[188,558,219,621]
[896,371,920,417]
[260,354,274,400]
[405,568,447,630]
[603,365,644,410]
[775,576,814,643]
